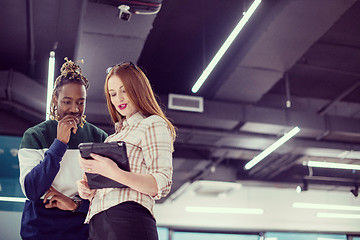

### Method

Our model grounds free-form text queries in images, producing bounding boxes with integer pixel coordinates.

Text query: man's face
[54,83,87,124]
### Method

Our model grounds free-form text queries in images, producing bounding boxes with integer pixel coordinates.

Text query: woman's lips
[118,104,127,110]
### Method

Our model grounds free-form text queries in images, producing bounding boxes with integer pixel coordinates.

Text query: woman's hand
[79,153,121,180]
[76,174,96,200]
[43,187,77,211]
[57,115,78,144]
[79,153,159,197]
[77,174,95,200]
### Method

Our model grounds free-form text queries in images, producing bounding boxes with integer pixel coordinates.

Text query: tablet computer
[78,141,130,189]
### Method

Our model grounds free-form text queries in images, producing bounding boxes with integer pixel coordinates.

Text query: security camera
[118,5,131,21]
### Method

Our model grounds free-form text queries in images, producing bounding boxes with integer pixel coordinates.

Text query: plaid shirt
[85,112,173,223]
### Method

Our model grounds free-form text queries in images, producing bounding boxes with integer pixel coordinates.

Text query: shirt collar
[114,111,146,132]
[124,111,146,126]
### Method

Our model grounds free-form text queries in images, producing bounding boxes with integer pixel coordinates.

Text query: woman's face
[108,75,138,119]
[54,83,86,124]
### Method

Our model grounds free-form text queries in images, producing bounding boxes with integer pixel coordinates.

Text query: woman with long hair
[77,62,176,240]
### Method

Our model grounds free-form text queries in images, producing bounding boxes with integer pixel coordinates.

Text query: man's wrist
[71,197,82,212]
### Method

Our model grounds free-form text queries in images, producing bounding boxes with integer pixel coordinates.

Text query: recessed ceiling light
[185,206,263,214]
[293,202,360,211]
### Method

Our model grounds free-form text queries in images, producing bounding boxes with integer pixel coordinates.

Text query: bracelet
[72,198,82,212]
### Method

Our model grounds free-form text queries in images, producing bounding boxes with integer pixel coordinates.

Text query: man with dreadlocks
[18,58,108,240]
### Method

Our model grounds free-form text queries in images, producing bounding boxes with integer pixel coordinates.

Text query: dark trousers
[89,201,159,240]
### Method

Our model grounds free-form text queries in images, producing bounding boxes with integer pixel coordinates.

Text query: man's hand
[43,187,78,211]
[56,115,78,144]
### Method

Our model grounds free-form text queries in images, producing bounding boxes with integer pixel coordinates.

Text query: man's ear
[52,94,58,105]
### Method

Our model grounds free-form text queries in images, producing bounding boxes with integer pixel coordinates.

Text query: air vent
[168,93,204,112]
[191,180,241,197]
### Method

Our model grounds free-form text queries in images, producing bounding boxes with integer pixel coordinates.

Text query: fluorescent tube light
[317,238,343,240]
[191,0,262,93]
[46,51,56,120]
[317,213,360,219]
[244,126,300,170]
[307,161,360,170]
[0,196,26,202]
[185,206,263,214]
[293,202,360,211]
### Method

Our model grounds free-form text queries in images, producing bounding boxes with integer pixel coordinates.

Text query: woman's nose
[118,93,124,101]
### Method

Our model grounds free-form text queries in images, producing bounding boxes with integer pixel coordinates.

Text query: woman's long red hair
[104,63,176,143]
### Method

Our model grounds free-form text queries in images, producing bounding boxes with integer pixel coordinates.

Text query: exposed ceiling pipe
[294,63,360,116]
[318,81,360,116]
[26,0,36,77]
[177,126,360,152]
[285,73,291,108]
[304,175,359,184]
[296,62,360,78]
[5,69,14,101]
[247,154,302,179]
[0,101,43,123]
[0,70,46,121]
[0,71,43,125]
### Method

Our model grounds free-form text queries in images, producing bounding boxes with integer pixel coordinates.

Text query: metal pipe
[26,0,36,76]
[318,81,360,116]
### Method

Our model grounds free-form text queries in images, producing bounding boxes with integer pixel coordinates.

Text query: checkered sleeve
[142,118,173,200]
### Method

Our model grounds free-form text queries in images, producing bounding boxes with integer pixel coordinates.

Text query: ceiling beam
[214,0,357,103]
[161,95,360,141]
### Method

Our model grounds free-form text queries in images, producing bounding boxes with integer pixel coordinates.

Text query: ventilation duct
[0,70,46,120]
[168,93,204,113]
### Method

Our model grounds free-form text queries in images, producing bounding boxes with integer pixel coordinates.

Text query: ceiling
[1,0,360,204]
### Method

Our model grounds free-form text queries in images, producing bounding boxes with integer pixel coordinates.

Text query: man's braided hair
[49,57,89,127]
